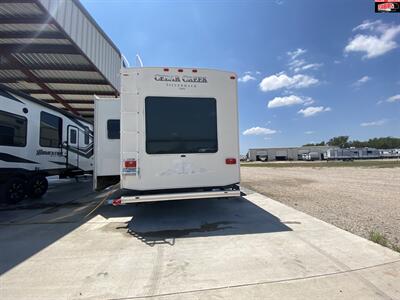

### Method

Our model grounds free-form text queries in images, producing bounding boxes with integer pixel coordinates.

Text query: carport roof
[0,0,122,120]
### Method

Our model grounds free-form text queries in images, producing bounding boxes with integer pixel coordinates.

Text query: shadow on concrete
[0,178,291,275]
[0,177,102,276]
[97,196,292,247]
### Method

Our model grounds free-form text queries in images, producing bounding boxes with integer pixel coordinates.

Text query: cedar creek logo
[154,74,207,83]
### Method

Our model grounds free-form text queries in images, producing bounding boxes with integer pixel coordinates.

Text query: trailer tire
[27,175,48,199]
[2,177,26,204]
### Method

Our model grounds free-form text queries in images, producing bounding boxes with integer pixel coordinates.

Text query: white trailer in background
[325,149,356,160]
[94,67,241,204]
[0,86,94,203]
[302,152,320,161]
[94,97,120,190]
[325,148,381,160]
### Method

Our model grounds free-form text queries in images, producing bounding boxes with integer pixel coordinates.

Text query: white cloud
[267,95,314,108]
[387,94,400,102]
[305,131,315,135]
[287,48,307,60]
[238,74,256,83]
[360,119,387,127]
[287,48,322,73]
[288,58,306,70]
[259,73,319,92]
[294,63,323,73]
[242,127,277,136]
[352,20,390,33]
[353,75,371,86]
[345,20,400,59]
[298,106,331,117]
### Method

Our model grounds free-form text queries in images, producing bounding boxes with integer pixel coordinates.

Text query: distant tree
[350,140,367,148]
[302,141,326,147]
[303,136,400,149]
[366,137,400,149]
[328,136,349,148]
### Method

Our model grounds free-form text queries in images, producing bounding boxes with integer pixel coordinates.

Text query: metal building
[0,0,122,120]
[247,146,337,161]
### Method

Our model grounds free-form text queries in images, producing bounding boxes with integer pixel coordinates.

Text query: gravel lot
[241,164,400,249]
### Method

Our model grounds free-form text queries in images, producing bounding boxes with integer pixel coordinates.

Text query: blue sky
[81,0,400,153]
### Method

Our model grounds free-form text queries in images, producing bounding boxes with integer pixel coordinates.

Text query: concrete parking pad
[0,182,399,299]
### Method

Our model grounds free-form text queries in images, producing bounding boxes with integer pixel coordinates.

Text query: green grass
[392,244,400,253]
[369,231,389,247]
[369,230,400,253]
[241,160,400,168]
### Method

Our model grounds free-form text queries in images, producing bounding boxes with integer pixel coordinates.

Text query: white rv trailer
[325,148,381,160]
[302,152,320,161]
[94,97,121,191]
[94,67,241,204]
[0,86,94,203]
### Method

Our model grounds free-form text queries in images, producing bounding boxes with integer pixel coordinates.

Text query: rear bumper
[109,188,241,205]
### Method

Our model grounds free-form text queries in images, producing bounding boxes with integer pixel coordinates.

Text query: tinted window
[0,110,27,147]
[84,127,90,144]
[70,129,77,144]
[145,97,218,154]
[40,112,62,148]
[107,119,120,139]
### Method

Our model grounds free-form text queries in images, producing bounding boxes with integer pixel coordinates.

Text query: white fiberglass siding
[120,67,240,191]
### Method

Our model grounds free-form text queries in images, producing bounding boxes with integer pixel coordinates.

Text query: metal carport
[0,0,122,120]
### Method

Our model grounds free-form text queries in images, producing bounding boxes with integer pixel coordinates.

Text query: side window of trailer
[0,110,27,147]
[70,129,77,144]
[84,127,90,145]
[107,119,120,139]
[40,112,63,148]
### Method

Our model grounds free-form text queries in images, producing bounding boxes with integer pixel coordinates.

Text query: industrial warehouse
[247,146,333,161]
[246,146,400,161]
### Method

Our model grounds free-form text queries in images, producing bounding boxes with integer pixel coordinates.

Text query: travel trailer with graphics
[0,86,94,203]
[94,67,241,204]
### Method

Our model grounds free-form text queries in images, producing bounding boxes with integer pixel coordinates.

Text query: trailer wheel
[2,177,26,204]
[27,175,48,199]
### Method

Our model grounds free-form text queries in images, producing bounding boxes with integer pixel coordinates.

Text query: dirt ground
[240,164,400,249]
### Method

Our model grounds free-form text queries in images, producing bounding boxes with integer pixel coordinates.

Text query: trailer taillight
[112,198,122,206]
[124,160,137,168]
[225,158,237,165]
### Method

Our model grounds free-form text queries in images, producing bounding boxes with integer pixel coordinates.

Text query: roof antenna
[135,54,143,67]
[121,54,130,68]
